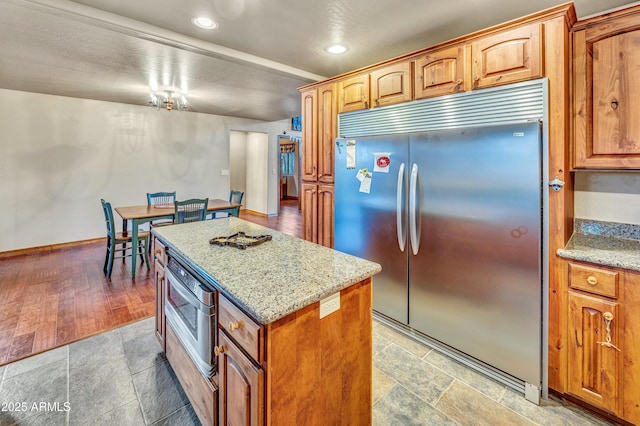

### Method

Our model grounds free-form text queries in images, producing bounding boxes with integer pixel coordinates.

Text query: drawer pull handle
[597,312,621,352]
[214,345,225,356]
[228,321,240,331]
[586,276,598,285]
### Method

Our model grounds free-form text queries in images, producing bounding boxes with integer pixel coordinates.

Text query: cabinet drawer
[218,294,263,363]
[154,238,167,266]
[569,263,618,298]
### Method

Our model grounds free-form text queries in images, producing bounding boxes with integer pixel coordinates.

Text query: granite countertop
[557,219,640,272]
[152,218,382,325]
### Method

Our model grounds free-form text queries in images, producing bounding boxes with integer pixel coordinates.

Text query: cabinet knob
[586,275,598,285]
[228,321,240,331]
[214,345,225,356]
[611,99,619,110]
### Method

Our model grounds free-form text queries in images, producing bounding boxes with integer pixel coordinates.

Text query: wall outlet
[319,292,340,319]
[221,169,229,176]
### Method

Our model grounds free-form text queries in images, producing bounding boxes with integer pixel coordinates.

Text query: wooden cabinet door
[218,331,264,426]
[370,61,413,107]
[301,88,318,181]
[471,23,542,89]
[338,74,370,113]
[568,291,621,415]
[574,16,640,169]
[154,264,165,350]
[317,83,336,183]
[317,184,334,248]
[414,45,465,99]
[301,183,318,243]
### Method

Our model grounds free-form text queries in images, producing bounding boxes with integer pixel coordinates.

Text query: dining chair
[101,199,150,279]
[147,191,176,226]
[213,190,244,219]
[174,198,209,224]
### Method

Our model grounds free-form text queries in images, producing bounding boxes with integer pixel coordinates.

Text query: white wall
[229,131,248,199]
[245,133,269,213]
[574,171,640,225]
[0,88,290,252]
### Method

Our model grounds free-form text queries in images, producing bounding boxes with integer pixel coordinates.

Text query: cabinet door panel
[317,84,336,183]
[472,23,542,89]
[370,62,413,107]
[414,45,465,99]
[338,75,370,113]
[568,292,621,414]
[154,265,165,350]
[218,332,264,426]
[592,30,640,155]
[317,184,334,248]
[301,183,318,243]
[301,89,318,181]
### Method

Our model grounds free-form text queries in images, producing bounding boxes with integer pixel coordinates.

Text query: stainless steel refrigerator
[334,122,542,387]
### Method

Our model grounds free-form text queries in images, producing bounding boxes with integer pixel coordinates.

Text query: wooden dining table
[114,199,241,278]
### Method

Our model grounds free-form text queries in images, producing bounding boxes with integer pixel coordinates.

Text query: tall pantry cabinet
[300,83,336,247]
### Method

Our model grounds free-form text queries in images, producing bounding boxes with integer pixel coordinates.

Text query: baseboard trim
[0,237,106,259]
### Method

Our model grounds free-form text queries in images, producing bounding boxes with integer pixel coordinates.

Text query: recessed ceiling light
[192,16,218,29]
[326,44,348,54]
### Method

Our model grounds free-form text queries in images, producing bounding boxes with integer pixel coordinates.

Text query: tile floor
[0,317,613,425]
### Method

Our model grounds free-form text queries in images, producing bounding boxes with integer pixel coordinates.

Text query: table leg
[131,220,138,278]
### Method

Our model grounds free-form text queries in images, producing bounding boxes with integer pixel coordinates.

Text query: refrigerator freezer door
[334,136,410,324]
[408,122,542,385]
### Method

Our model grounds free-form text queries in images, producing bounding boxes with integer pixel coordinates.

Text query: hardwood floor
[0,199,301,366]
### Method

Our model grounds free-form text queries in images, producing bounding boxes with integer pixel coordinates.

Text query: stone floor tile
[372,366,396,405]
[3,408,67,426]
[436,380,535,426]
[68,356,137,424]
[499,389,614,426]
[151,404,201,426]
[123,331,167,375]
[372,329,393,357]
[0,359,68,426]
[69,328,126,371]
[77,400,145,426]
[132,360,190,425]
[373,323,432,358]
[120,317,156,343]
[424,350,507,401]
[374,343,454,404]
[373,384,457,426]
[3,346,67,380]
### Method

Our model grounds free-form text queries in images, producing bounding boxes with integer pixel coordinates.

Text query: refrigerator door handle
[396,162,406,252]
[409,163,420,255]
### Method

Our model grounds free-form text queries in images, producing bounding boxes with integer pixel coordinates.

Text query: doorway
[278,135,300,209]
[229,130,269,215]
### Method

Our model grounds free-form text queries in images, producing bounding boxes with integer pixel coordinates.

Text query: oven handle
[165,269,213,314]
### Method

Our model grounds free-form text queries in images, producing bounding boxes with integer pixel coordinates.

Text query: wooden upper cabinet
[301,88,317,181]
[338,74,370,113]
[471,23,542,89]
[370,61,413,107]
[414,45,465,100]
[573,8,640,169]
[317,83,336,183]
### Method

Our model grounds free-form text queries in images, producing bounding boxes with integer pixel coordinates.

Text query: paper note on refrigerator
[359,174,372,193]
[346,140,356,169]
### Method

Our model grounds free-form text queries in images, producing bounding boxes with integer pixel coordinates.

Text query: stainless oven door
[165,268,216,378]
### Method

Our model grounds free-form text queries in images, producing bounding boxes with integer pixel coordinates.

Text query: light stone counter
[152,217,382,324]
[557,219,640,272]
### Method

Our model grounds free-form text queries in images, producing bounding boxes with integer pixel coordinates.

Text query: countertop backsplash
[575,218,640,241]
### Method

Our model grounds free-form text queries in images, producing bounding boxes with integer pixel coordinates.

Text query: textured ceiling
[0,0,638,121]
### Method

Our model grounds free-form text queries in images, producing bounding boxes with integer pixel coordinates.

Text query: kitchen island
[152,217,381,426]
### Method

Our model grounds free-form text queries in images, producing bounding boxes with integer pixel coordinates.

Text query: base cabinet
[567,291,621,414]
[301,183,334,247]
[564,261,640,424]
[217,331,265,426]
